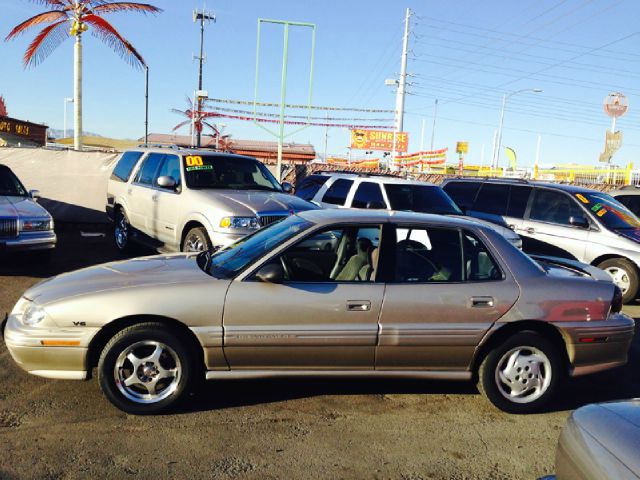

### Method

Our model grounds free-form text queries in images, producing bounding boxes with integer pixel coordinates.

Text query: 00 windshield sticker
[576,194,589,204]
[185,155,203,167]
[185,165,213,172]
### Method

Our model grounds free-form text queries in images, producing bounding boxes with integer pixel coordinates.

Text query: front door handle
[526,227,535,234]
[151,194,159,202]
[471,296,494,308]
[347,300,371,312]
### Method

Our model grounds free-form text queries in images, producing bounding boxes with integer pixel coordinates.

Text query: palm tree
[6,1,162,151]
[172,96,231,149]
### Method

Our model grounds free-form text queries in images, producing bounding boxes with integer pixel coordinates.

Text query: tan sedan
[2,209,635,414]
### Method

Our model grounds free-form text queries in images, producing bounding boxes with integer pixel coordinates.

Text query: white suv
[295,172,522,247]
[106,147,316,253]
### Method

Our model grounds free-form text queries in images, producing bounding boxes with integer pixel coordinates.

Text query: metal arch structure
[253,18,316,181]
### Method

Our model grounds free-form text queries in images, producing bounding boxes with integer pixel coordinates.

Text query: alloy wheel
[494,346,552,404]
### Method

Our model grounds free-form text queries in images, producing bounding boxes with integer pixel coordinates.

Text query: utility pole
[323,113,329,162]
[193,8,215,148]
[144,65,149,146]
[430,98,438,150]
[391,7,411,171]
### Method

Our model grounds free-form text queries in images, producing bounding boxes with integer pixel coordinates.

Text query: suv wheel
[598,257,638,304]
[98,322,195,414]
[182,226,212,252]
[114,209,133,253]
[477,332,563,414]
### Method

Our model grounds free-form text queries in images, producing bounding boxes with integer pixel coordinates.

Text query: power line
[205,98,395,113]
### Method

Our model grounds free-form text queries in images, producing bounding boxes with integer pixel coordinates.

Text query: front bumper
[3,311,97,380]
[0,230,56,253]
[209,230,244,249]
[555,313,636,376]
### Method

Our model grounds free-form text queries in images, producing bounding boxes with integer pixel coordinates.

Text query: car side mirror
[366,200,387,210]
[254,263,284,284]
[29,189,40,200]
[569,215,589,229]
[281,182,293,194]
[157,176,177,190]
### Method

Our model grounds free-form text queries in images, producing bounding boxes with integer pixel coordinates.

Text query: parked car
[442,178,640,303]
[0,164,56,259]
[610,185,640,218]
[106,147,316,253]
[539,399,640,480]
[295,172,522,248]
[3,209,634,415]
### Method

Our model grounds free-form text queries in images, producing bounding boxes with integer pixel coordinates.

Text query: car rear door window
[351,182,386,209]
[529,189,581,225]
[473,184,509,215]
[322,179,353,206]
[442,181,481,211]
[507,186,533,218]
[295,175,329,201]
[133,153,164,186]
[155,154,181,190]
[462,231,502,281]
[111,151,143,183]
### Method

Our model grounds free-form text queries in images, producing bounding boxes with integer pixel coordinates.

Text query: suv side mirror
[254,263,284,284]
[157,176,177,190]
[569,215,589,229]
[29,189,40,200]
[281,182,293,194]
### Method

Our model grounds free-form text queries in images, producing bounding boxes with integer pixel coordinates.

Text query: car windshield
[0,166,27,197]
[203,216,312,279]
[183,154,282,192]
[385,184,463,215]
[575,191,640,229]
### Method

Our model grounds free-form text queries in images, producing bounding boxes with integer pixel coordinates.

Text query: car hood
[190,189,317,216]
[0,195,50,218]
[24,254,210,305]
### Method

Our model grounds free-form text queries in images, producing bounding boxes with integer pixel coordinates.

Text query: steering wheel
[279,255,292,280]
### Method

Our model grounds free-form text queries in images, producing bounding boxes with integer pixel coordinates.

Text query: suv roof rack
[449,176,531,184]
[136,143,182,150]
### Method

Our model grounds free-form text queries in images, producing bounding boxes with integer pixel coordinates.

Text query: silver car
[3,209,634,415]
[0,164,56,257]
[106,147,316,253]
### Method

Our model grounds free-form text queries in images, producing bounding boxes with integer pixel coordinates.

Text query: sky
[0,0,639,168]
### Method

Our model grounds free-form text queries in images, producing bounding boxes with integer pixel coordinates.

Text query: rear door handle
[471,296,494,308]
[347,300,371,312]
[151,194,159,202]
[526,227,535,234]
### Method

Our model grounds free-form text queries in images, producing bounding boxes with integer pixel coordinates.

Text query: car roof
[442,177,606,194]
[124,146,260,162]
[610,186,640,196]
[296,207,480,228]
[312,171,436,187]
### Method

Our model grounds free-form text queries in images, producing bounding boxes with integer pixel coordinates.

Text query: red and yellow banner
[393,148,448,167]
[350,129,408,152]
[327,157,380,169]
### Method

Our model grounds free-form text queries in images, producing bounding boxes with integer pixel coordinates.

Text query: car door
[128,153,164,233]
[375,224,519,371]
[149,154,182,247]
[223,223,384,369]
[520,188,590,260]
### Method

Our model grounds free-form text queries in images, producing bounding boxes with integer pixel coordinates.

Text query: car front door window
[529,189,580,225]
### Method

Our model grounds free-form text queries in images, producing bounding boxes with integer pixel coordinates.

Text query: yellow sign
[456,142,468,154]
[185,155,203,166]
[350,129,408,153]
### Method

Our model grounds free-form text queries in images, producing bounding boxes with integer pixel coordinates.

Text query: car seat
[335,238,373,281]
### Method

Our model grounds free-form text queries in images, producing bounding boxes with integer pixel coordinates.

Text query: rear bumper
[554,313,636,377]
[0,231,56,252]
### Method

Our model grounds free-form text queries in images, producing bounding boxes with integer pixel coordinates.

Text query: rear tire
[477,332,563,414]
[182,226,212,253]
[113,209,133,253]
[597,257,638,304]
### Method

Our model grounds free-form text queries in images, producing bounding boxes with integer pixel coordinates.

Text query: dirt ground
[1,226,639,480]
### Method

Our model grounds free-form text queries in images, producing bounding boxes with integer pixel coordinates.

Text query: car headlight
[219,216,260,230]
[22,303,47,326]
[20,218,53,232]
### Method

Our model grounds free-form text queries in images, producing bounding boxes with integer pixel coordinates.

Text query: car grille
[259,214,288,227]
[0,218,18,238]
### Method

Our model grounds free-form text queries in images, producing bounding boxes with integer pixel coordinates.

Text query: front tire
[182,226,212,253]
[598,257,639,304]
[477,332,563,414]
[98,322,195,415]
[114,209,133,253]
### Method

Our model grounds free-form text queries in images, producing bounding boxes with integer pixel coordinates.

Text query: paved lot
[1,227,639,480]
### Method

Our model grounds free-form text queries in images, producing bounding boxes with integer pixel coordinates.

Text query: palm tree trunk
[73,34,83,151]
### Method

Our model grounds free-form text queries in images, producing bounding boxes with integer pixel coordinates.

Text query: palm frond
[91,2,162,15]
[27,0,69,6]
[82,13,146,67]
[5,10,68,41]
[172,120,192,132]
[23,19,69,67]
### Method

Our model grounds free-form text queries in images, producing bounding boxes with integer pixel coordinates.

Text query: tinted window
[615,195,640,217]
[0,166,27,197]
[385,184,462,214]
[529,189,581,225]
[183,155,282,192]
[352,182,386,209]
[442,181,481,211]
[507,186,532,218]
[394,227,463,282]
[462,231,502,281]
[473,183,509,215]
[575,191,640,229]
[322,179,353,205]
[295,175,329,201]
[156,154,181,189]
[134,153,164,186]
[111,151,143,183]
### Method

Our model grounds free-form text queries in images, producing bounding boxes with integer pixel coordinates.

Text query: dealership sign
[603,92,628,118]
[350,129,408,152]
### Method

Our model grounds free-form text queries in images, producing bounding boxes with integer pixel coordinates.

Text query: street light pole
[63,97,73,140]
[493,88,542,169]
[193,9,216,148]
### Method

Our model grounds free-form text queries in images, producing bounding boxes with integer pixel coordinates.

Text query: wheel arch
[471,320,570,377]
[86,315,206,379]
[592,253,640,270]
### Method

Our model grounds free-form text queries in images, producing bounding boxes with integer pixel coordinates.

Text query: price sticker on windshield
[185,155,203,167]
[576,194,589,204]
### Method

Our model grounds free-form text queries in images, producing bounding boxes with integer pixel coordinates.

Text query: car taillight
[611,286,623,314]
